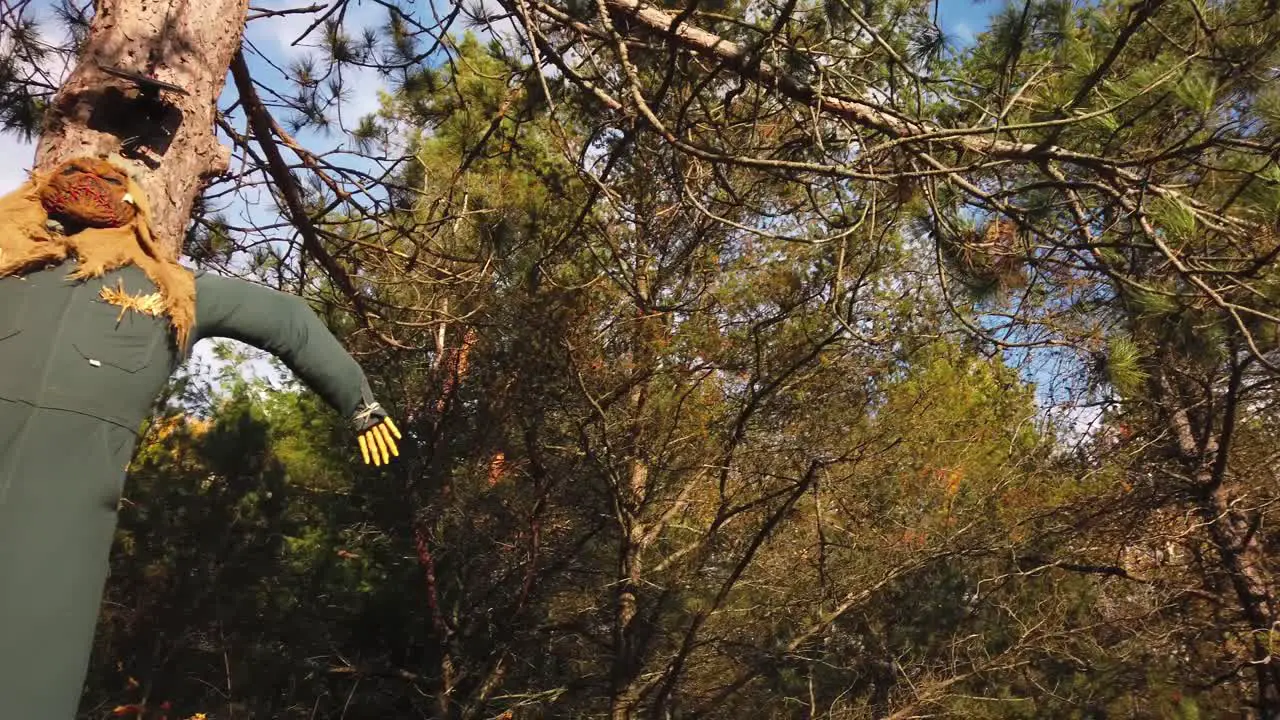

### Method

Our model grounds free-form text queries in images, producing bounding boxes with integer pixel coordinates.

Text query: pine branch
[229,50,407,349]
[527,0,1252,235]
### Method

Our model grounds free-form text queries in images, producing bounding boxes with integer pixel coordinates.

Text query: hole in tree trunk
[83,86,185,166]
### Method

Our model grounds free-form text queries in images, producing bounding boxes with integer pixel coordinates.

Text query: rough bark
[34,0,245,260]
[610,378,650,720]
[610,516,644,720]
[611,261,655,720]
[1159,370,1280,714]
[1200,486,1280,715]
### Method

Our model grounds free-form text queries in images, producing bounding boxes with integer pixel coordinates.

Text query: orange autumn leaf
[900,529,928,549]
[944,469,963,498]
[487,451,507,486]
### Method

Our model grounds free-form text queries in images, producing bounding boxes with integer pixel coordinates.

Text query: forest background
[3,0,1280,718]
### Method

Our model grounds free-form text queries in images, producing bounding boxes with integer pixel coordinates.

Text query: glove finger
[379,423,400,457]
[358,434,371,465]
[373,426,390,465]
[384,417,403,440]
[376,422,396,450]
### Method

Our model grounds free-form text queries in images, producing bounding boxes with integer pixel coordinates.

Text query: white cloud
[458,0,520,42]
[0,0,69,190]
[0,135,36,191]
[189,338,286,386]
[339,64,386,122]
[243,0,331,59]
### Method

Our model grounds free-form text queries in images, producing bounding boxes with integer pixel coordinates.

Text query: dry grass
[100,278,167,323]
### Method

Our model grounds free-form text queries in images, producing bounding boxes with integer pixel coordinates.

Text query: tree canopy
[3,0,1280,717]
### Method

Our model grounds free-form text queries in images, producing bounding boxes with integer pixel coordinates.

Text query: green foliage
[1241,165,1280,223]
[49,0,1280,716]
[1150,196,1197,243]
[1104,334,1147,398]
[1130,283,1180,317]
[1174,65,1219,117]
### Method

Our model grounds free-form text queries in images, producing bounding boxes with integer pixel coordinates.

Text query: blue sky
[2,0,1005,186]
[936,0,998,45]
[1,0,1003,384]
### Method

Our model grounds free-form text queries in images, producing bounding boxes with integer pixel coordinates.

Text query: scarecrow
[0,157,402,718]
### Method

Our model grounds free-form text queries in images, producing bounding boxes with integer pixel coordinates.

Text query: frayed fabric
[0,160,195,349]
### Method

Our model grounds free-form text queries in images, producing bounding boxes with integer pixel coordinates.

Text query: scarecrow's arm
[192,272,401,465]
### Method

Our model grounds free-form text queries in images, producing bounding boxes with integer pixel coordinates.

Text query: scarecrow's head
[38,157,139,230]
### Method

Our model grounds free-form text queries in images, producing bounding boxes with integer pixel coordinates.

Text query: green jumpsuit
[0,260,373,719]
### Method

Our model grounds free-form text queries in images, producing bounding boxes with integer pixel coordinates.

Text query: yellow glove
[352,402,402,466]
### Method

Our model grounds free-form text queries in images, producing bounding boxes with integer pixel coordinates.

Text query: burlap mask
[0,157,195,349]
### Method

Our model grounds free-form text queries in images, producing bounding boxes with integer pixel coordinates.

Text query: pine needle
[1106,336,1147,398]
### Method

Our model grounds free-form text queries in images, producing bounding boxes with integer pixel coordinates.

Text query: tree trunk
[611,519,644,720]
[1200,486,1280,716]
[611,388,650,720]
[612,261,655,720]
[1159,371,1280,715]
[34,0,245,260]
